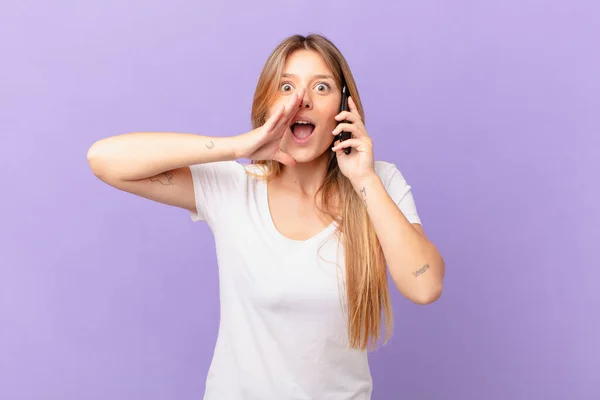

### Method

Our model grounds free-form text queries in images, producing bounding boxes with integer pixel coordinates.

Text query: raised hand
[331,96,376,183]
[237,88,306,166]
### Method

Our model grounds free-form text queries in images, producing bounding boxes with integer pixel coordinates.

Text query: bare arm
[87,132,239,181]
[352,174,445,305]
[87,91,304,213]
[86,132,240,213]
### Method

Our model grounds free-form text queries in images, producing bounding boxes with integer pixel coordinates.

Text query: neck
[277,152,332,196]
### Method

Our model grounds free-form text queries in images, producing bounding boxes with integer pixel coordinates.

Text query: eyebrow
[281,73,335,80]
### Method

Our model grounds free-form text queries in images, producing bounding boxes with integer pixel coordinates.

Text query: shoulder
[373,160,415,200]
[373,160,422,224]
[374,160,397,174]
[373,160,409,185]
[188,161,261,223]
[189,160,260,182]
[190,159,246,172]
[243,162,269,179]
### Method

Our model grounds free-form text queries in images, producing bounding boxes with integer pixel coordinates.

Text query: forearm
[353,174,445,304]
[87,132,239,181]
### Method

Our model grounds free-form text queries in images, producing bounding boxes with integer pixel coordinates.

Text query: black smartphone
[336,85,352,155]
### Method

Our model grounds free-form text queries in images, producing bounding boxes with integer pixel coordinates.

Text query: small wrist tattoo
[205,140,215,149]
[360,186,367,208]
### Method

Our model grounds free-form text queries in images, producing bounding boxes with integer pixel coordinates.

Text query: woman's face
[268,49,342,164]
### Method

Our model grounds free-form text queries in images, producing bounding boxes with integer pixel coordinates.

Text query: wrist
[350,171,380,193]
[227,134,247,160]
[200,135,244,162]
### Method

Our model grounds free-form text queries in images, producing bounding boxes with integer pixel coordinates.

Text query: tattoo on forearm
[205,140,215,149]
[360,186,367,208]
[150,172,174,186]
[412,263,430,277]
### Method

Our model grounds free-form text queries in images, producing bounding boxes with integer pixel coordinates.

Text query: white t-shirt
[188,160,421,400]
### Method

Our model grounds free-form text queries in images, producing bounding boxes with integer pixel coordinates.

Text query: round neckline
[259,178,338,247]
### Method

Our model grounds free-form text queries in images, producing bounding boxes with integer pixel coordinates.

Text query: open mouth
[291,121,315,144]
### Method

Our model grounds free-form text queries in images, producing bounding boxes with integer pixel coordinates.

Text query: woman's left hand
[331,96,376,184]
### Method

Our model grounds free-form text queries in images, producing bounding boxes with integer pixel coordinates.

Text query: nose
[299,88,312,109]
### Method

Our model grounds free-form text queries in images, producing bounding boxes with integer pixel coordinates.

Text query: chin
[287,146,331,164]
[286,148,318,164]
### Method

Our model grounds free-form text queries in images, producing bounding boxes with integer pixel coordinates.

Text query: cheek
[265,105,278,120]
[316,120,337,150]
[317,121,335,145]
[317,105,340,136]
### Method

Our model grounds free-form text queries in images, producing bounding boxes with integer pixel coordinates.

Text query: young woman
[87,34,445,400]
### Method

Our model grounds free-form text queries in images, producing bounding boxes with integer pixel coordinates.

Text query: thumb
[273,150,296,167]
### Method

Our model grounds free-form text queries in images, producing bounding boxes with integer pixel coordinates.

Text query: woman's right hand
[235,88,306,166]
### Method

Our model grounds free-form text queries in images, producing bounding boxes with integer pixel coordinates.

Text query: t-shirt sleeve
[375,161,422,226]
[188,160,246,223]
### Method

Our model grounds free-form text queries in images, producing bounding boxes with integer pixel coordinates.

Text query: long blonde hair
[248,34,392,350]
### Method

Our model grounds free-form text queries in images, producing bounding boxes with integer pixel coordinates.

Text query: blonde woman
[87,33,445,400]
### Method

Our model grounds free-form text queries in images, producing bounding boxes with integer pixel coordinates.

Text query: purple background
[1,1,599,399]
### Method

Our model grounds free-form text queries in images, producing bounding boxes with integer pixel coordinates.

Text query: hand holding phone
[336,85,352,155]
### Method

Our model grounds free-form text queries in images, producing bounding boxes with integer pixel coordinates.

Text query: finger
[348,96,359,114]
[270,94,297,133]
[279,90,305,129]
[332,123,362,137]
[331,138,366,152]
[295,87,306,102]
[286,88,305,113]
[264,105,286,131]
[334,111,360,124]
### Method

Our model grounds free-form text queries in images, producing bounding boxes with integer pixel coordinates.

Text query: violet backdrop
[1,1,598,399]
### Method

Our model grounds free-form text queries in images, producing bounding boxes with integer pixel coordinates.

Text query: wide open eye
[280,82,294,92]
[315,83,330,92]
